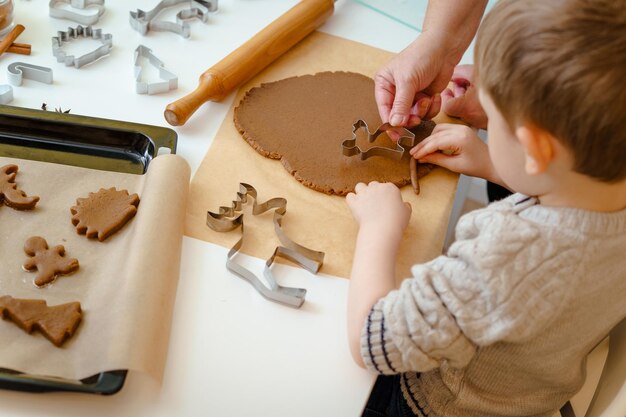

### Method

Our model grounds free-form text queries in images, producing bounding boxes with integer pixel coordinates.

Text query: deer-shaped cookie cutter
[206,183,325,308]
[342,119,422,194]
[341,120,416,161]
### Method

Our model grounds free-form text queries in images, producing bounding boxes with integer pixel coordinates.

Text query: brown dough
[23,236,79,287]
[0,164,40,210]
[0,295,82,347]
[234,71,435,195]
[70,187,140,242]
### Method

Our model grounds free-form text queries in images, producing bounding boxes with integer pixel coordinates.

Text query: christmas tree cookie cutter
[129,0,218,39]
[134,45,178,95]
[342,119,416,161]
[52,25,112,68]
[49,0,105,26]
[206,183,325,308]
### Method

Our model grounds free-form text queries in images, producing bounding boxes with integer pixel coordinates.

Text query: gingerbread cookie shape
[0,295,82,347]
[23,236,79,287]
[70,187,140,241]
[0,164,40,210]
[234,71,435,196]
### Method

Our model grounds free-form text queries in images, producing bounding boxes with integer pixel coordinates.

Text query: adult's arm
[375,0,488,127]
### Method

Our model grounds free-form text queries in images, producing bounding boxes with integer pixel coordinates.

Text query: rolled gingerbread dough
[233,71,435,195]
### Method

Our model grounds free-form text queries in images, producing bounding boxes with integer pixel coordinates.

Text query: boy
[346,0,626,416]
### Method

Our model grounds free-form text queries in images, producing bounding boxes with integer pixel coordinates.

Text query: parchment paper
[0,154,190,381]
[185,32,458,282]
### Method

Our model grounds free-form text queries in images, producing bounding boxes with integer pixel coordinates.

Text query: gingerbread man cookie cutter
[341,120,416,161]
[129,0,218,39]
[52,25,112,68]
[49,0,106,26]
[206,183,325,308]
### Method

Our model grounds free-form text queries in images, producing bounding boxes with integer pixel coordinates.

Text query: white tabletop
[0,1,468,415]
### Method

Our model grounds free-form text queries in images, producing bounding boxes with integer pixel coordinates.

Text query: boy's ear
[515,124,555,175]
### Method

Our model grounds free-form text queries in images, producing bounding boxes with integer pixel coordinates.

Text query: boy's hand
[441,65,488,130]
[346,182,412,238]
[410,124,499,182]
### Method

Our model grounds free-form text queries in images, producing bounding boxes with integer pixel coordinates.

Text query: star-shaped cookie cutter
[341,119,416,161]
[206,183,325,308]
[52,25,112,69]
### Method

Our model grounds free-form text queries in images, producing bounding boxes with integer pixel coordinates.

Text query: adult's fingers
[424,93,441,120]
[374,72,395,124]
[390,82,418,127]
[441,93,467,119]
[451,64,474,83]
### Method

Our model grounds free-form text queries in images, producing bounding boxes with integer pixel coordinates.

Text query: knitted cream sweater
[361,194,626,417]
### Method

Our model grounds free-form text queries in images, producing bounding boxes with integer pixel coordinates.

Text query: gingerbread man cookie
[0,164,40,210]
[0,295,82,347]
[23,236,79,287]
[70,188,140,241]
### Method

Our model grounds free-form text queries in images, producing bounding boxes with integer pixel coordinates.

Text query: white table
[0,1,471,415]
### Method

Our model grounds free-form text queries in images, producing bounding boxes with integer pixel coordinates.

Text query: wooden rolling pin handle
[164,73,224,126]
[164,0,334,126]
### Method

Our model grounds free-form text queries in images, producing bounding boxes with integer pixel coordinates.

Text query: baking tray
[0,104,178,395]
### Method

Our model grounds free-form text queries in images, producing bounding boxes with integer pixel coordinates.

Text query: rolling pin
[164,0,335,126]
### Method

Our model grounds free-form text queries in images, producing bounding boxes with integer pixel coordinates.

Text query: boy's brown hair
[475,0,626,182]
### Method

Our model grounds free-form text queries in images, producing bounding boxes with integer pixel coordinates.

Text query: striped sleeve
[360,206,578,374]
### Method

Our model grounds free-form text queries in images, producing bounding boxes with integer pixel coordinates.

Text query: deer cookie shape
[0,164,40,210]
[23,236,79,287]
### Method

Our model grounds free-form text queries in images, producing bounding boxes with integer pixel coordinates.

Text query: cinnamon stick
[0,24,24,55]
[7,42,30,55]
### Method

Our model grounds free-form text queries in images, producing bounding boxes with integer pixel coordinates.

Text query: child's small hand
[346,182,411,238]
[410,123,499,183]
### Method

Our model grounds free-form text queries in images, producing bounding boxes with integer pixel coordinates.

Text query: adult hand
[410,123,499,182]
[374,32,455,128]
[346,182,411,238]
[441,65,488,129]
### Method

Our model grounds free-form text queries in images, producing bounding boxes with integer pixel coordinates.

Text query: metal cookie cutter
[206,183,325,308]
[134,45,178,95]
[130,0,218,39]
[49,0,105,26]
[52,25,112,68]
[7,62,54,86]
[0,85,13,104]
[342,120,416,161]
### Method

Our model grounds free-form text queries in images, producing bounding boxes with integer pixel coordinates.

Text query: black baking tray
[0,104,178,395]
